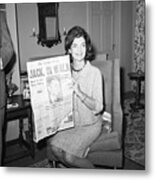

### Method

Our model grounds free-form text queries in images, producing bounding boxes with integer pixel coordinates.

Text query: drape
[133,0,145,73]
[132,0,145,93]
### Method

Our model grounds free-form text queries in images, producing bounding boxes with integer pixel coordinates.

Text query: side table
[4,94,35,163]
[128,72,145,110]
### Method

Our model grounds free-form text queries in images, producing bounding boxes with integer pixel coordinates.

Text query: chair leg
[49,160,58,168]
[52,160,57,168]
[49,160,69,168]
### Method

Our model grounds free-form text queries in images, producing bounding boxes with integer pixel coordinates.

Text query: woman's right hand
[72,78,81,97]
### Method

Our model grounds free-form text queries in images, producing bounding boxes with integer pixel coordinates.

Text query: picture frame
[37,3,61,48]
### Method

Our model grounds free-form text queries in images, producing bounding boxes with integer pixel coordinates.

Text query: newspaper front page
[27,55,73,142]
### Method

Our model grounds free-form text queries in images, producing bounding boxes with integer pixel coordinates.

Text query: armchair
[47,57,123,168]
[87,58,123,168]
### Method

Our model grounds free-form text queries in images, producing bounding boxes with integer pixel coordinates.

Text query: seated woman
[47,26,104,168]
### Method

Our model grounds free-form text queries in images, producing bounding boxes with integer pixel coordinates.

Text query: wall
[120,1,135,92]
[17,2,88,73]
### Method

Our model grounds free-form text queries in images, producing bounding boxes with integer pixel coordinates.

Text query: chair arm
[112,103,123,137]
[89,131,121,152]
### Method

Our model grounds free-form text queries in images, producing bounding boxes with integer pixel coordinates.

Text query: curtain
[0,7,16,74]
[132,0,145,93]
[133,0,145,73]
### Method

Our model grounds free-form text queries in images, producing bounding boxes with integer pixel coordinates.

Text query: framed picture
[37,3,61,47]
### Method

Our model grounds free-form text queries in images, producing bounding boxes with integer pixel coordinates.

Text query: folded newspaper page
[27,55,74,142]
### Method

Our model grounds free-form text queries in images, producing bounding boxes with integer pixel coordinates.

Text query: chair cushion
[87,149,123,168]
[89,131,121,152]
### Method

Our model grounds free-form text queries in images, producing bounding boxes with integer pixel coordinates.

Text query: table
[128,72,145,110]
[4,94,35,163]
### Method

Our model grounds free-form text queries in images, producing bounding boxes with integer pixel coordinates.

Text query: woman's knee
[48,145,63,160]
[64,152,76,165]
[51,145,58,153]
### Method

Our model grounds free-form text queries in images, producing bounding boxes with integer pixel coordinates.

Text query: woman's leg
[64,152,95,169]
[50,145,94,169]
[50,145,66,165]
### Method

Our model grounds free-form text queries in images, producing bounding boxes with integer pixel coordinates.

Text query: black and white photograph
[0,0,149,176]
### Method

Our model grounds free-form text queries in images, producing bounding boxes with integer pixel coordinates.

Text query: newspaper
[27,55,74,142]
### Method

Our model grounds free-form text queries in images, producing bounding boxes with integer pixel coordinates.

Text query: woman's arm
[74,84,96,111]
[73,69,103,114]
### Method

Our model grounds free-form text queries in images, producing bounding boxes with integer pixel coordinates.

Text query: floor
[2,140,145,170]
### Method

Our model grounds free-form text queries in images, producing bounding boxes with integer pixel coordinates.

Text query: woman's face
[69,36,86,62]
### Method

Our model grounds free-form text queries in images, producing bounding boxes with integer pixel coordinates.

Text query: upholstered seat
[47,57,123,168]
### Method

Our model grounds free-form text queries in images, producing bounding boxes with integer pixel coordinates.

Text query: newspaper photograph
[27,55,73,142]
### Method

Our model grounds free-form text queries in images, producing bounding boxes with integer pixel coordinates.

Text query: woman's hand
[72,79,81,97]
[72,79,87,103]
[72,79,96,111]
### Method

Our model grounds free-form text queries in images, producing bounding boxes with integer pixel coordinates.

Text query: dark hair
[65,26,95,61]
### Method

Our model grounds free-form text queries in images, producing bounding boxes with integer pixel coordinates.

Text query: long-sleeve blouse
[72,61,103,126]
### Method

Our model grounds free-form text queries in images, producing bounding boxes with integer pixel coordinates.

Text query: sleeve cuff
[0,58,3,70]
[92,100,103,115]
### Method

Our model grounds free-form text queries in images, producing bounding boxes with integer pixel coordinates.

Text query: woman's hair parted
[64,26,95,61]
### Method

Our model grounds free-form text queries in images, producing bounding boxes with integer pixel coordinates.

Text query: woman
[48,26,104,168]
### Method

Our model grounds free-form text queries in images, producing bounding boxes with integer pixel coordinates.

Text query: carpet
[29,159,67,168]
[123,96,145,167]
[29,159,52,168]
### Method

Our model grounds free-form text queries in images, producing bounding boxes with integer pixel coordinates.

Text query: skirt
[48,119,102,158]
